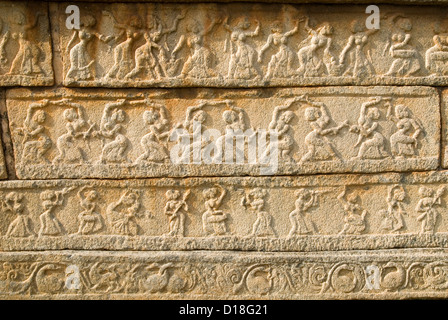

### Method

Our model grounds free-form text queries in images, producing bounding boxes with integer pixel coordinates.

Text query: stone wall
[1,0,448,299]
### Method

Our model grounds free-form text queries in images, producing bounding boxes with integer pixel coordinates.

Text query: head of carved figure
[395,105,409,119]
[304,107,320,122]
[86,190,98,202]
[63,108,78,122]
[295,188,310,199]
[396,17,412,32]
[419,186,434,198]
[367,107,380,120]
[81,15,97,29]
[350,20,365,34]
[12,10,26,26]
[5,192,24,213]
[143,109,160,125]
[33,110,47,124]
[392,188,405,201]
[249,188,267,200]
[318,23,333,36]
[166,189,180,200]
[193,110,206,124]
[271,21,282,33]
[203,187,218,199]
[223,110,237,124]
[347,193,359,204]
[230,31,238,41]
[123,191,139,206]
[280,111,294,124]
[112,109,125,124]
[40,190,57,209]
[128,15,143,29]
[236,16,251,30]
[187,21,200,34]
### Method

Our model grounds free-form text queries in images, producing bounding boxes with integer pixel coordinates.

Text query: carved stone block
[0,249,447,299]
[0,2,53,86]
[7,87,439,179]
[0,172,447,251]
[51,2,448,87]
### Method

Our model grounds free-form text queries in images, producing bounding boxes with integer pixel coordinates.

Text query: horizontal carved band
[1,172,448,251]
[7,87,439,179]
[0,249,447,298]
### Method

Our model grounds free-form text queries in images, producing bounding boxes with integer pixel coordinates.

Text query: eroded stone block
[0,249,447,299]
[7,87,439,179]
[0,2,53,86]
[51,2,448,87]
[0,172,448,251]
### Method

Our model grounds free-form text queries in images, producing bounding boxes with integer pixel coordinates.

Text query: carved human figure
[134,100,170,164]
[297,17,336,77]
[242,188,276,237]
[53,99,96,164]
[339,20,377,78]
[0,18,10,66]
[258,20,300,79]
[97,99,129,164]
[288,189,325,237]
[76,186,103,235]
[164,189,189,237]
[202,185,228,236]
[386,102,423,158]
[176,18,220,79]
[425,20,448,76]
[2,192,34,238]
[14,100,52,165]
[350,96,390,160]
[7,11,45,76]
[380,185,407,234]
[383,15,420,77]
[125,12,185,80]
[337,187,367,235]
[103,13,143,80]
[415,186,446,234]
[106,190,143,236]
[38,187,74,237]
[66,15,112,81]
[263,98,299,163]
[298,95,348,163]
[223,16,260,80]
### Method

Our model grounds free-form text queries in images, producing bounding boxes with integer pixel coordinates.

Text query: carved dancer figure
[425,21,448,76]
[299,95,348,163]
[288,189,324,237]
[103,13,144,79]
[107,190,143,236]
[38,187,74,237]
[350,96,390,160]
[164,189,189,237]
[76,187,103,235]
[66,15,112,81]
[337,187,367,235]
[339,20,377,78]
[7,11,45,76]
[134,100,170,164]
[14,100,52,165]
[125,12,185,80]
[0,18,10,66]
[242,188,276,237]
[263,98,299,163]
[177,18,220,79]
[415,186,446,234]
[380,185,407,233]
[53,99,95,164]
[224,16,260,80]
[383,15,420,77]
[97,99,129,164]
[2,192,34,238]
[202,185,228,236]
[258,20,300,79]
[386,102,423,158]
[297,17,336,77]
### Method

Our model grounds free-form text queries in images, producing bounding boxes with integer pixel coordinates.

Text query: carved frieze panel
[51,2,448,87]
[0,249,447,299]
[0,172,448,251]
[6,87,439,179]
[0,2,53,86]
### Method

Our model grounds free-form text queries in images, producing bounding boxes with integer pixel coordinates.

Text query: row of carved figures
[0,13,47,76]
[14,95,425,166]
[2,184,446,238]
[63,11,448,81]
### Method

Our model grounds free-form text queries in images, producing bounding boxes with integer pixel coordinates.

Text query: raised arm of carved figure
[284,20,300,38]
[359,97,382,124]
[259,34,273,61]
[337,187,347,205]
[202,18,220,36]
[24,12,44,31]
[339,35,355,64]
[246,20,260,37]
[163,11,186,35]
